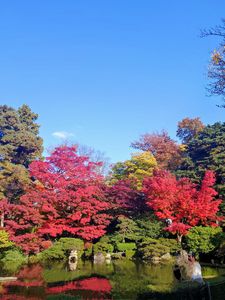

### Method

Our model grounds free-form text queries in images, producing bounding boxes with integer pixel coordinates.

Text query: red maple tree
[0,146,112,253]
[143,170,222,242]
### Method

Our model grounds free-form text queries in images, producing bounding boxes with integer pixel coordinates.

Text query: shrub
[40,245,65,262]
[1,250,27,273]
[93,242,114,254]
[40,238,84,262]
[116,242,137,251]
[115,243,137,259]
[54,238,84,255]
[138,238,180,260]
[185,226,223,255]
[125,250,136,259]
[0,230,14,250]
[28,254,41,264]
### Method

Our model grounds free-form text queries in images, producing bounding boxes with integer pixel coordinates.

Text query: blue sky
[1,1,224,162]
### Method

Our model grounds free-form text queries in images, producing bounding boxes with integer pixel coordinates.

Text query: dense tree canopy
[0,103,224,259]
[110,152,157,189]
[176,122,225,204]
[0,104,43,166]
[143,170,222,242]
[131,131,182,170]
[176,117,205,144]
[0,146,112,253]
[0,105,43,201]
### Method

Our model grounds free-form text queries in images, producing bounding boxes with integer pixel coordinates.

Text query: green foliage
[110,214,164,245]
[93,242,114,254]
[113,216,141,243]
[40,238,84,262]
[41,245,66,262]
[0,104,43,201]
[54,238,84,254]
[138,238,180,260]
[116,242,137,251]
[0,230,14,249]
[185,226,224,255]
[176,122,225,205]
[84,246,93,259]
[134,215,164,239]
[115,242,137,259]
[1,249,27,273]
[0,104,43,166]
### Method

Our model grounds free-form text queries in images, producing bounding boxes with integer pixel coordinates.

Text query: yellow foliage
[110,151,157,189]
[212,50,222,65]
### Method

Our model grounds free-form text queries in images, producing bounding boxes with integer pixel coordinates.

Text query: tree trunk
[177,234,183,245]
[0,212,4,228]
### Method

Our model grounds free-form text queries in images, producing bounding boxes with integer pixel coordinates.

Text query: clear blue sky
[1,1,224,162]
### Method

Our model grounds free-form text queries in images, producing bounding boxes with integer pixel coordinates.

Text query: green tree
[176,122,225,204]
[185,226,223,255]
[0,104,43,201]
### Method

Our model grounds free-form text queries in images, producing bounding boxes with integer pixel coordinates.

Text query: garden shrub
[54,238,84,254]
[125,250,136,259]
[185,226,223,255]
[158,238,181,254]
[138,238,180,260]
[28,254,42,264]
[40,238,84,262]
[116,242,137,251]
[1,249,27,273]
[0,230,14,250]
[40,245,65,262]
[93,242,114,254]
[115,243,137,259]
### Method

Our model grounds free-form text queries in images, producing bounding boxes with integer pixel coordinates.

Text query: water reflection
[0,260,225,299]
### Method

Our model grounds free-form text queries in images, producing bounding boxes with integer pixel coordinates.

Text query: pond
[0,260,225,299]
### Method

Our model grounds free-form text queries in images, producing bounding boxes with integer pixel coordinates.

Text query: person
[188,253,204,284]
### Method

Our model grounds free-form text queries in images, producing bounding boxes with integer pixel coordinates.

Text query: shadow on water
[0,260,225,299]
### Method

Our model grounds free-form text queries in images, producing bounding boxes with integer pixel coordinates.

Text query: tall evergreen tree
[176,122,225,207]
[0,104,43,201]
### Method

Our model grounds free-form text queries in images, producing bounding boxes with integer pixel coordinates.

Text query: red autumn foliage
[105,179,147,216]
[46,277,112,294]
[0,146,112,253]
[143,170,222,240]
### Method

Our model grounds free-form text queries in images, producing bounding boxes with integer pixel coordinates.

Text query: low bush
[0,230,14,250]
[138,238,180,260]
[54,238,84,255]
[185,226,223,255]
[93,242,114,254]
[40,238,84,262]
[40,245,65,262]
[115,242,137,259]
[1,249,27,273]
[116,242,137,251]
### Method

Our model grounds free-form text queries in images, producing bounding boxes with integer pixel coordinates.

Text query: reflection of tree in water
[1,261,225,300]
[111,260,175,299]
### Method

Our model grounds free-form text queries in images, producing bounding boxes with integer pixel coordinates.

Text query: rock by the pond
[151,256,161,263]
[105,253,111,264]
[161,253,172,261]
[0,277,17,282]
[94,252,105,264]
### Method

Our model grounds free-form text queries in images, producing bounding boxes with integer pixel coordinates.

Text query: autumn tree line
[0,104,224,266]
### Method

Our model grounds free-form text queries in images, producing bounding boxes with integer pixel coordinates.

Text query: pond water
[1,260,225,299]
